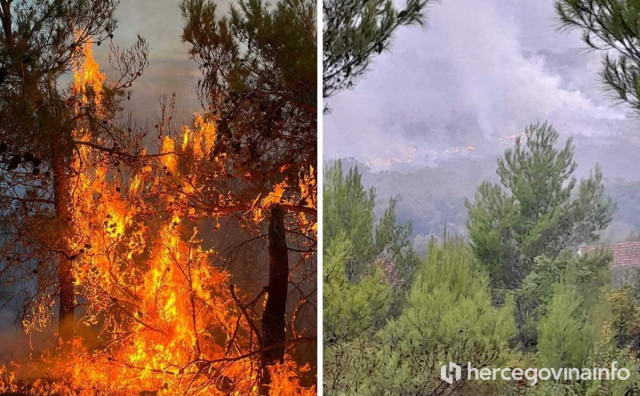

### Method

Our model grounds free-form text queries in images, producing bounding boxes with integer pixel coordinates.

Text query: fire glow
[0,40,315,396]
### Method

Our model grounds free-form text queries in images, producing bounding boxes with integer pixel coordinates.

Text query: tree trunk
[53,154,74,343]
[259,204,289,394]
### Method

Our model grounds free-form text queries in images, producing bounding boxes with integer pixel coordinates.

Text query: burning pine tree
[0,0,316,394]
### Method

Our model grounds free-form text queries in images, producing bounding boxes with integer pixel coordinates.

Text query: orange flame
[5,40,315,396]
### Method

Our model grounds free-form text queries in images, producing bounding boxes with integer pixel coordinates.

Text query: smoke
[324,0,634,173]
[92,0,236,127]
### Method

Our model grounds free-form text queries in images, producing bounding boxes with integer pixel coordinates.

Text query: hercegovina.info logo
[440,361,631,386]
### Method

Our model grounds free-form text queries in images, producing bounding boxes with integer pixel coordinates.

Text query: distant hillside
[329,158,640,253]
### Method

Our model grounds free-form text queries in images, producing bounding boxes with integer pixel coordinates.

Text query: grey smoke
[325,0,638,180]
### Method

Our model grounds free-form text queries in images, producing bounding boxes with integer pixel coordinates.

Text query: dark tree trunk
[259,204,289,393]
[53,154,74,342]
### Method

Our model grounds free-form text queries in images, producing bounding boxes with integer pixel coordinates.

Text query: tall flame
[0,40,315,396]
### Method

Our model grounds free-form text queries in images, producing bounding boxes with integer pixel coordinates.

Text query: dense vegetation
[324,123,640,395]
[335,158,640,248]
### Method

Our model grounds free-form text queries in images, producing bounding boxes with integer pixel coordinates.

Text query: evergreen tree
[324,161,376,280]
[362,241,516,395]
[181,1,317,390]
[324,235,391,346]
[374,198,417,287]
[517,249,612,349]
[556,0,640,113]
[608,285,640,364]
[323,235,392,395]
[323,0,430,98]
[535,254,640,395]
[323,161,422,395]
[538,283,598,368]
[324,161,418,286]
[0,0,148,342]
[466,122,613,291]
[181,0,316,188]
[516,254,567,349]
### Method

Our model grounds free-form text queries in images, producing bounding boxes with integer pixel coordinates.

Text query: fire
[73,38,105,107]
[3,39,314,396]
[161,136,178,173]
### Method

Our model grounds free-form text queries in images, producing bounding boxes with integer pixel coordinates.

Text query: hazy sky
[94,0,232,128]
[324,0,640,180]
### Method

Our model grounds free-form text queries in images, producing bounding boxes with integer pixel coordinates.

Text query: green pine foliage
[538,282,597,368]
[324,161,376,280]
[323,0,430,98]
[515,254,567,349]
[324,161,419,290]
[530,248,640,395]
[323,235,392,394]
[324,238,518,395]
[374,198,418,287]
[323,161,416,395]
[608,285,640,360]
[535,281,640,395]
[516,249,612,349]
[557,0,640,113]
[364,240,516,395]
[323,234,391,345]
[324,162,515,395]
[466,122,613,291]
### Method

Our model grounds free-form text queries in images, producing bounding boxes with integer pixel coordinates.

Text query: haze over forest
[324,0,640,249]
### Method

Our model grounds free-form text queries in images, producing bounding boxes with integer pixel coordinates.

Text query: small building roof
[580,241,640,268]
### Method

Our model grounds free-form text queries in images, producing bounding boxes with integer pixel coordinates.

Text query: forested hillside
[328,157,640,252]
